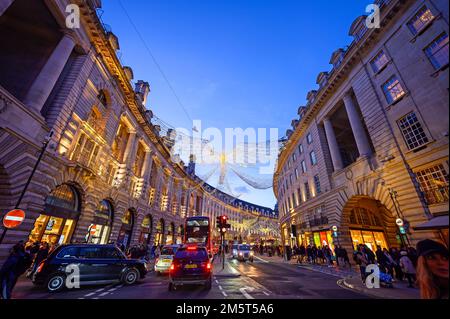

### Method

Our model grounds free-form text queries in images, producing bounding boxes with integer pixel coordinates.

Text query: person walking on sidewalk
[0,242,32,299]
[416,239,449,299]
[399,250,416,288]
[354,245,369,283]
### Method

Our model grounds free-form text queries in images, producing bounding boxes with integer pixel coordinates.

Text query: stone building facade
[0,0,277,265]
[274,0,449,255]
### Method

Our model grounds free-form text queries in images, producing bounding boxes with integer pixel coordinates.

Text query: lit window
[397,112,429,150]
[310,151,317,166]
[307,133,313,144]
[407,6,435,36]
[314,175,321,194]
[382,76,406,104]
[301,160,307,173]
[416,164,449,205]
[424,33,449,70]
[370,50,389,73]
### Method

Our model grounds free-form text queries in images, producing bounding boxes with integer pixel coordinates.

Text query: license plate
[185,264,197,269]
[162,259,171,263]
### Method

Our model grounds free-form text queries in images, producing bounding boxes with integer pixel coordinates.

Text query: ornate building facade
[274,0,449,255]
[0,0,278,265]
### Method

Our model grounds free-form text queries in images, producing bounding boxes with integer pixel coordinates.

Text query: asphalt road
[11,255,369,299]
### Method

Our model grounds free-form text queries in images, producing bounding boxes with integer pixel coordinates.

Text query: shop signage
[2,209,26,229]
[331,225,338,232]
[396,218,404,226]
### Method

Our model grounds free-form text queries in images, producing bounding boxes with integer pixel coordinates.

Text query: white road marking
[84,292,96,297]
[253,256,269,263]
[99,292,110,297]
[95,288,105,293]
[239,287,255,299]
[218,285,223,290]
[263,291,270,296]
[215,280,219,284]
[222,291,228,297]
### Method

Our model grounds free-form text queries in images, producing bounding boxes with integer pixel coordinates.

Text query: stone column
[343,92,372,157]
[323,117,344,171]
[23,31,76,111]
[0,0,14,16]
[141,150,152,178]
[122,130,136,163]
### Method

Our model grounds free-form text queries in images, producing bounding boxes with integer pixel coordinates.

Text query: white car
[233,244,254,262]
[155,245,180,275]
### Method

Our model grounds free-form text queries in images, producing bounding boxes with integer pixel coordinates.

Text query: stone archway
[340,196,400,253]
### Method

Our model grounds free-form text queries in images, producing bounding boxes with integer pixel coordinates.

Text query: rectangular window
[304,182,311,200]
[397,112,429,150]
[382,75,405,104]
[290,174,293,186]
[424,33,449,70]
[297,188,302,203]
[292,153,297,162]
[416,164,449,205]
[306,133,313,144]
[310,151,317,166]
[301,160,307,173]
[370,50,389,73]
[298,143,303,154]
[314,175,321,194]
[407,6,435,35]
[295,168,299,180]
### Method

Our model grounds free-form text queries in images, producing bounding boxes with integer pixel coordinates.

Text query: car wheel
[204,278,212,290]
[122,268,139,285]
[46,273,66,292]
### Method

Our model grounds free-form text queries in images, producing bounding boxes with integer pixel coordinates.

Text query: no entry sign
[3,209,26,229]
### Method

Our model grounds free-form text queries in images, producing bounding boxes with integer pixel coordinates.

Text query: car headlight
[250,251,254,256]
[239,252,243,256]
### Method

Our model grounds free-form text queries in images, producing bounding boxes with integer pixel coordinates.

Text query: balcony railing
[309,216,329,228]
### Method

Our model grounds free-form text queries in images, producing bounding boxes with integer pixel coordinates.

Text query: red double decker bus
[184,216,212,254]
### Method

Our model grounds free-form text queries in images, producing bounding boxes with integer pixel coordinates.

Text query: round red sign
[3,209,26,229]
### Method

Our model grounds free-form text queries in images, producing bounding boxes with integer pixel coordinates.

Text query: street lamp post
[0,131,53,245]
[388,187,411,247]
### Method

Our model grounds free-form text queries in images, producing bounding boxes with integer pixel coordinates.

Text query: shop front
[350,229,388,251]
[117,209,135,249]
[312,230,334,250]
[27,184,80,246]
[139,214,152,245]
[86,199,113,244]
[177,225,184,244]
[154,218,165,246]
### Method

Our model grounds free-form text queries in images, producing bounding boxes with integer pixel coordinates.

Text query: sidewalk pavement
[212,255,240,278]
[254,254,420,299]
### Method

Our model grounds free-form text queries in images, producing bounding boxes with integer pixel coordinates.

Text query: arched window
[97,90,108,107]
[88,199,114,244]
[349,207,383,227]
[45,184,79,212]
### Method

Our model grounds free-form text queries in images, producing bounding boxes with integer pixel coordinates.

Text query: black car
[32,244,147,292]
[168,245,212,291]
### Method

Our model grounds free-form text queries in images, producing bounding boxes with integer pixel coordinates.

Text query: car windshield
[161,247,177,255]
[239,245,250,250]
[175,248,207,260]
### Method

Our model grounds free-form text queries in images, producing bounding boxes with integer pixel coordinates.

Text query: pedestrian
[376,245,387,273]
[364,245,376,265]
[354,245,369,283]
[399,250,416,288]
[27,242,49,278]
[311,245,318,264]
[298,244,306,264]
[407,246,418,268]
[416,239,449,299]
[306,245,312,263]
[390,247,403,281]
[341,246,351,268]
[0,242,32,299]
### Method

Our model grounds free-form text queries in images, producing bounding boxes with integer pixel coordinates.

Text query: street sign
[2,209,26,229]
[332,225,338,232]
[396,218,404,226]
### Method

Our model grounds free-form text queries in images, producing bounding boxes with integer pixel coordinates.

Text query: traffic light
[216,215,231,234]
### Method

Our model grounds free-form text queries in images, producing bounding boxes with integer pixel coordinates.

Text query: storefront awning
[413,215,449,231]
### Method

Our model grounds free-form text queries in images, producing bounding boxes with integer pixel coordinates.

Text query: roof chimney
[135,80,150,106]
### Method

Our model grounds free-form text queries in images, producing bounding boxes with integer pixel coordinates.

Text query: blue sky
[101,0,367,208]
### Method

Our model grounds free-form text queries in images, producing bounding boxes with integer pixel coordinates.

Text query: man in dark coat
[0,242,31,299]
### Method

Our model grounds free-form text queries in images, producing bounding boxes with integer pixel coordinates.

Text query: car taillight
[36,261,45,273]
[169,263,175,271]
[206,262,211,270]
